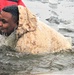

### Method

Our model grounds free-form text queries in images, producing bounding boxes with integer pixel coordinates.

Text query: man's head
[0,5,19,36]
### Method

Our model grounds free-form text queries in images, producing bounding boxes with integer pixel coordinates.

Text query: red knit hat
[0,0,26,10]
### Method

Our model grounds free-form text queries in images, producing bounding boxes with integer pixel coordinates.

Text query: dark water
[0,45,74,75]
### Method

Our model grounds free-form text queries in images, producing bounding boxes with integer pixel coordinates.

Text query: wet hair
[2,5,19,24]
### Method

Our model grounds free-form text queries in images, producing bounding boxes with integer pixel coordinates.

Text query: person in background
[0,0,25,10]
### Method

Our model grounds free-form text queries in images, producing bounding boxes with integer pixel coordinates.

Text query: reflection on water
[0,45,74,75]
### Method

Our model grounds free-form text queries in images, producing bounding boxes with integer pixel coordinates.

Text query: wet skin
[0,11,17,36]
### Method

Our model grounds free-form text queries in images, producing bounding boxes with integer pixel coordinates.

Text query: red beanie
[0,0,26,10]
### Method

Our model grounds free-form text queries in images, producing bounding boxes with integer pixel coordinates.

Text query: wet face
[0,11,17,36]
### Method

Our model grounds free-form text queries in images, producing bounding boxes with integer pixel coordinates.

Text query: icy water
[0,0,74,75]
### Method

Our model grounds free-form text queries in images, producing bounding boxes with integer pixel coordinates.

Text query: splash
[0,31,16,47]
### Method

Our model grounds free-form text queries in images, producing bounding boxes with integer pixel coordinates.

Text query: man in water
[0,4,71,54]
[0,5,19,47]
[0,5,19,36]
